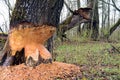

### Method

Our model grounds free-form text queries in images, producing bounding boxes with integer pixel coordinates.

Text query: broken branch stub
[9,23,56,66]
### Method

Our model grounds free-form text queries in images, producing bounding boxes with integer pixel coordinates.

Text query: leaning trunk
[107,18,120,38]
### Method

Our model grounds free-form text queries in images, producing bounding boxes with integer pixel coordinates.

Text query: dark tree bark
[0,0,63,67]
[89,0,99,40]
[83,0,99,40]
[10,0,63,27]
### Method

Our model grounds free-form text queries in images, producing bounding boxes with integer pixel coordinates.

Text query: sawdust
[0,62,81,80]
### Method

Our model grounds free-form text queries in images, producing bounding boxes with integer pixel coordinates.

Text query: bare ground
[0,62,81,80]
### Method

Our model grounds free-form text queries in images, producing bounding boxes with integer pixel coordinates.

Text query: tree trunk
[107,18,120,38]
[83,0,99,40]
[77,0,81,34]
[107,0,110,29]
[1,0,63,67]
[90,0,99,40]
[101,0,106,38]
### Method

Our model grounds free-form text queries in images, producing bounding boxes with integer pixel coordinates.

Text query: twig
[110,44,120,53]
[64,1,74,14]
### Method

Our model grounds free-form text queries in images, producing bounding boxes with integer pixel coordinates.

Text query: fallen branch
[110,44,120,54]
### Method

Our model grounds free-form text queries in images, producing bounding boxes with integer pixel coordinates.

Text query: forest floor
[0,37,120,80]
[53,38,120,80]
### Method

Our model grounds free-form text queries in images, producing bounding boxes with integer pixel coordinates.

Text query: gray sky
[0,0,16,33]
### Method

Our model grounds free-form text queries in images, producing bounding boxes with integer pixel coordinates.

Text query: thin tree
[77,0,82,34]
[83,0,99,40]
[100,0,120,38]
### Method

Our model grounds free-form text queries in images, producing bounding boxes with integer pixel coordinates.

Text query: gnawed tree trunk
[0,0,63,67]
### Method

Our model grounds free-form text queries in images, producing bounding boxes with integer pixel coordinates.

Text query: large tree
[0,0,63,67]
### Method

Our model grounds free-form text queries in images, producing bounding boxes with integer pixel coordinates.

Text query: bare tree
[99,0,120,39]
[99,0,120,11]
[77,0,82,34]
[3,0,14,21]
[82,0,99,40]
